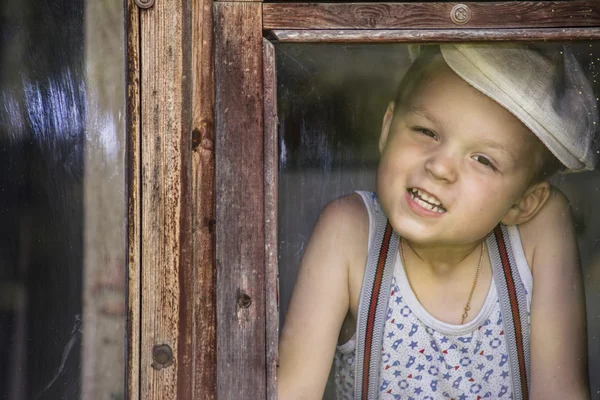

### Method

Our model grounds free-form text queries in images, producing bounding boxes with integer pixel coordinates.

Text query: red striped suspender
[494,225,530,400]
[361,221,393,399]
[357,222,529,400]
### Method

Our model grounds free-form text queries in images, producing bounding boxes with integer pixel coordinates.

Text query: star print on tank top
[334,191,532,400]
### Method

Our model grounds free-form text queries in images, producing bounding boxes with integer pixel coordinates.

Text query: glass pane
[266,0,557,3]
[277,42,600,399]
[0,1,126,399]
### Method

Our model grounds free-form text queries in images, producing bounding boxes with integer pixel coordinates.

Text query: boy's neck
[402,239,485,277]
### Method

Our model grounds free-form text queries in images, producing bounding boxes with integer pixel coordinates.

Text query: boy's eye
[414,127,437,139]
[473,155,494,168]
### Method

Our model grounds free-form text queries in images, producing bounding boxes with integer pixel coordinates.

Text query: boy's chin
[393,218,493,246]
[390,218,440,242]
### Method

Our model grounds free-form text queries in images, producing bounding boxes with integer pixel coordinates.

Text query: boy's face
[377,60,542,246]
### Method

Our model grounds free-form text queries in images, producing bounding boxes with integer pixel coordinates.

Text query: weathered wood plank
[263,1,600,30]
[192,0,217,396]
[262,38,278,400]
[215,2,266,398]
[126,1,141,399]
[268,27,600,42]
[139,0,193,397]
[178,0,194,399]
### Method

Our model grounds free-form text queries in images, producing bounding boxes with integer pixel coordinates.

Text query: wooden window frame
[127,1,600,399]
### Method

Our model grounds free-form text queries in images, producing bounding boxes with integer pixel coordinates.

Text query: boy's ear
[501,181,551,226]
[379,102,396,153]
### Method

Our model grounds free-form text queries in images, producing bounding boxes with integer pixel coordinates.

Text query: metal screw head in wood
[450,4,472,25]
[151,344,174,370]
[135,0,155,9]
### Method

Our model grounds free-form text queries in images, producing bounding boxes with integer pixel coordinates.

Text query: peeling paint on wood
[126,1,141,399]
[138,0,193,397]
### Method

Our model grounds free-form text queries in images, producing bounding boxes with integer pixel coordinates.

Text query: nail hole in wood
[237,291,252,308]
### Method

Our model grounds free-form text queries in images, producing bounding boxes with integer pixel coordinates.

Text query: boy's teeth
[412,188,441,206]
[410,188,445,213]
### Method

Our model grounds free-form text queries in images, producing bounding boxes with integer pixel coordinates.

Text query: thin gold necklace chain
[400,238,485,325]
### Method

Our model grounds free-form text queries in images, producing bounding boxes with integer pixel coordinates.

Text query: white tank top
[334,191,532,399]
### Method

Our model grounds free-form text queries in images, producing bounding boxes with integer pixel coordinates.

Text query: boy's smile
[376,57,543,247]
[407,187,446,214]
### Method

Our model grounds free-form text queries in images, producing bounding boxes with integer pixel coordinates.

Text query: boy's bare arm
[520,188,590,399]
[278,194,369,399]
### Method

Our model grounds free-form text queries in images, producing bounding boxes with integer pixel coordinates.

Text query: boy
[278,44,596,399]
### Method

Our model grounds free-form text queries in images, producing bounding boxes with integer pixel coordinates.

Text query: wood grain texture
[178,0,194,398]
[268,27,600,42]
[126,1,141,399]
[262,38,278,400]
[192,0,217,397]
[215,2,266,398]
[263,1,600,30]
[139,0,193,397]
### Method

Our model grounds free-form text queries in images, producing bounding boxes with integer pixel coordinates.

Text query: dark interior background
[0,1,84,398]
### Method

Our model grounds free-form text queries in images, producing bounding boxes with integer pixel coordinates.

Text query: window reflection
[277,42,600,398]
[0,1,125,399]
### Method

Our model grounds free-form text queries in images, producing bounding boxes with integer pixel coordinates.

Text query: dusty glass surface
[277,42,600,398]
[266,0,556,2]
[0,1,126,399]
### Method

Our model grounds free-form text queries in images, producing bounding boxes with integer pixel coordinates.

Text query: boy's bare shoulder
[320,192,368,218]
[519,186,573,241]
[316,193,370,243]
[278,193,370,397]
[318,193,371,312]
[518,186,576,272]
[517,191,588,397]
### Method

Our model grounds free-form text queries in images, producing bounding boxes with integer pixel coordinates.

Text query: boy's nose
[424,150,458,183]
